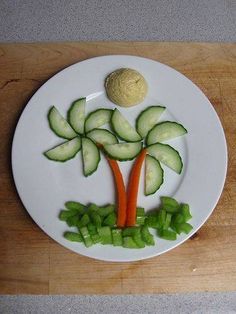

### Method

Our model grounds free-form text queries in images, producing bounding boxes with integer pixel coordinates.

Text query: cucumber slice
[147,121,187,145]
[136,105,166,138]
[145,155,164,195]
[111,108,142,142]
[104,142,142,161]
[68,98,86,134]
[85,109,112,133]
[87,129,118,145]
[147,143,183,174]
[48,106,77,139]
[44,137,81,162]
[82,137,101,176]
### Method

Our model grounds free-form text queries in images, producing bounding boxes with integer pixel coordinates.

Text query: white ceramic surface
[11,55,227,262]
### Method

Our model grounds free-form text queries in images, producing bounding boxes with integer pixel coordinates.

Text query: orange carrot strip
[106,157,127,227]
[126,148,147,227]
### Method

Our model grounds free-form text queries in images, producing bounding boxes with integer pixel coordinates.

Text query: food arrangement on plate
[12,55,227,261]
[44,68,192,249]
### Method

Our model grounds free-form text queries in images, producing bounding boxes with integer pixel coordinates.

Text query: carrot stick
[106,157,127,227]
[126,148,147,227]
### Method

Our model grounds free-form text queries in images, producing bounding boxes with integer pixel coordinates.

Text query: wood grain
[0,42,235,294]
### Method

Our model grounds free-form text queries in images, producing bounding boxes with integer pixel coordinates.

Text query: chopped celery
[157,210,166,228]
[66,214,80,227]
[161,196,179,213]
[122,227,140,237]
[133,232,145,248]
[112,229,123,246]
[175,222,193,234]
[59,210,77,221]
[158,229,177,240]
[89,211,102,227]
[87,203,100,213]
[77,213,90,228]
[179,204,192,221]
[172,213,185,225]
[91,233,101,244]
[170,222,177,233]
[136,207,146,225]
[80,227,93,247]
[141,226,155,246]
[123,237,139,249]
[137,207,145,216]
[136,216,146,225]
[65,201,85,214]
[163,213,172,230]
[97,226,112,244]
[98,204,116,217]
[87,223,98,236]
[59,198,193,249]
[145,215,160,228]
[103,212,116,227]
[64,231,83,242]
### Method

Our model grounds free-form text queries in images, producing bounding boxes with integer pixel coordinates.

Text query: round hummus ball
[105,68,148,107]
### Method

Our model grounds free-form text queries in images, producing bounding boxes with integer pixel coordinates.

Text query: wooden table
[0,42,235,294]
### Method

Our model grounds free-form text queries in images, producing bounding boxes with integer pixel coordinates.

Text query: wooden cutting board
[0,42,235,294]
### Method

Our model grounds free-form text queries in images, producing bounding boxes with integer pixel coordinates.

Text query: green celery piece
[141,226,155,246]
[145,215,160,228]
[80,226,93,247]
[91,233,101,244]
[103,212,116,227]
[87,203,100,213]
[97,226,112,244]
[136,207,145,216]
[90,211,102,227]
[64,231,83,242]
[87,223,98,236]
[136,207,146,225]
[122,227,140,237]
[98,204,116,217]
[179,204,192,221]
[123,237,139,249]
[157,210,166,228]
[172,213,185,225]
[133,232,145,248]
[66,214,80,227]
[112,229,123,246]
[170,222,177,233]
[161,196,179,213]
[175,222,193,234]
[59,210,77,221]
[158,229,177,240]
[77,213,90,228]
[136,216,146,225]
[65,201,85,214]
[163,213,172,230]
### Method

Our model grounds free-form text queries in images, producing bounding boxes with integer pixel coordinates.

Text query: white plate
[12,55,227,262]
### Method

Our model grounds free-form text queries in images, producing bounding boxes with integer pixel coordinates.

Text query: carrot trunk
[126,148,147,226]
[106,157,127,227]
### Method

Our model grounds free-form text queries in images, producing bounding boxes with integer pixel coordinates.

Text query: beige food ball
[105,68,148,107]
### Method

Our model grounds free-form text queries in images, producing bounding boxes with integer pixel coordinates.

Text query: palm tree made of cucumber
[44,98,187,228]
